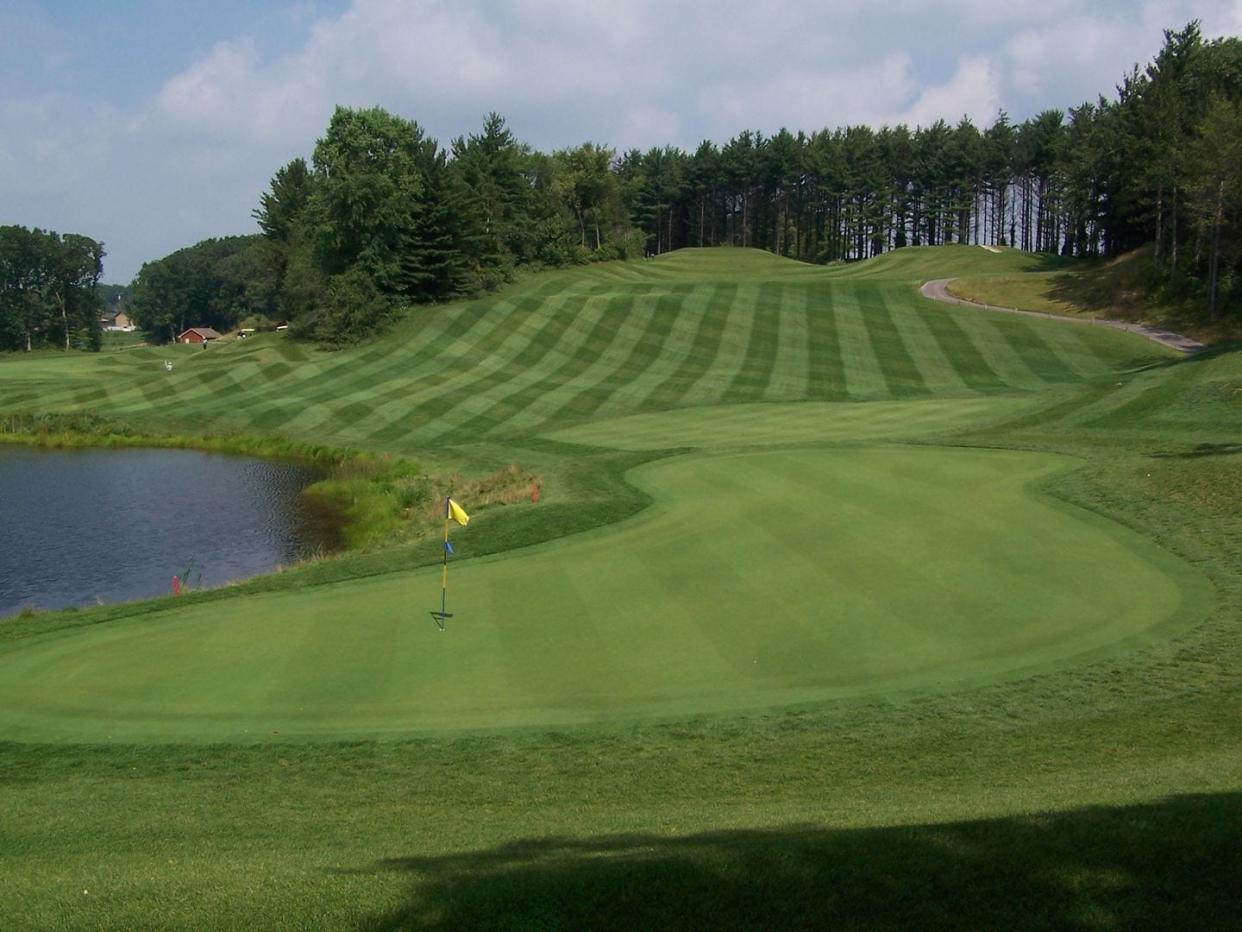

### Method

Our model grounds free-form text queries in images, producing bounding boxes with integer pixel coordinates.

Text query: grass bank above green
[947,246,1241,344]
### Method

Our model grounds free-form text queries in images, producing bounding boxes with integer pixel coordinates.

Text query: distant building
[178,327,223,345]
[101,310,136,332]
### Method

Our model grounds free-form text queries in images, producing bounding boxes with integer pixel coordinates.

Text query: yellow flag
[448,498,470,527]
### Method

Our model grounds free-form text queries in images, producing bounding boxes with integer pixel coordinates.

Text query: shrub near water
[0,411,344,463]
[304,459,541,550]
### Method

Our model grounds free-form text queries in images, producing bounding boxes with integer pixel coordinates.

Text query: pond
[0,446,339,618]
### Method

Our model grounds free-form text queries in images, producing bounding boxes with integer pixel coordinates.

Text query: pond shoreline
[0,444,345,618]
[0,414,400,618]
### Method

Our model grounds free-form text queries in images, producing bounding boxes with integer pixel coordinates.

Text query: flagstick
[431,496,453,630]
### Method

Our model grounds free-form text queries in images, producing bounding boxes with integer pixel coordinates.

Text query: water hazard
[0,446,338,618]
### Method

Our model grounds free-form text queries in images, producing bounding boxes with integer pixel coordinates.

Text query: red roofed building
[178,327,222,345]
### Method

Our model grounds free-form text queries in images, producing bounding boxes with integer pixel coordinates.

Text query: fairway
[544,395,1040,450]
[0,248,1169,457]
[0,443,1208,743]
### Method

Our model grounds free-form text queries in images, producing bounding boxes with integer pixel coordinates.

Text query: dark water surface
[0,446,336,618]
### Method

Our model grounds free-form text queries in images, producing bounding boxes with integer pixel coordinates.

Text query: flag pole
[431,496,453,630]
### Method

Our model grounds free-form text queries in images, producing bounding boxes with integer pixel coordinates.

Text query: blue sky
[3,0,1240,282]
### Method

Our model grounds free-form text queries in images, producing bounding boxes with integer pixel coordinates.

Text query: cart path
[920,278,1206,354]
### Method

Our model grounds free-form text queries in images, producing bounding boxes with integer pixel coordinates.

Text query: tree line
[614,23,1241,319]
[0,226,105,352]
[130,109,642,345]
[127,235,280,343]
[16,21,1236,352]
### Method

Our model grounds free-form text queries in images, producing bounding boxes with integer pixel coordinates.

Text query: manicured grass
[0,248,1169,458]
[99,331,146,351]
[545,395,1039,450]
[0,445,1209,742]
[1,246,1240,928]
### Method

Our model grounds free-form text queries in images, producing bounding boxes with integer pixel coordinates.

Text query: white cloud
[1005,21,1116,99]
[1215,0,1242,32]
[618,106,683,151]
[898,56,1000,128]
[696,52,1000,135]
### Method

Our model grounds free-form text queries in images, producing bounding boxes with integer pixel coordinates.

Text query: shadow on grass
[347,792,1241,930]
[1042,253,1240,341]
[1045,271,1129,315]
[1150,442,1242,459]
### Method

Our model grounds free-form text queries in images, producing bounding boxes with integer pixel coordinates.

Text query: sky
[3,0,1240,283]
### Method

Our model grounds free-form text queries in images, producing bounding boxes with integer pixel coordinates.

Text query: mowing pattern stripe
[0,252,1165,453]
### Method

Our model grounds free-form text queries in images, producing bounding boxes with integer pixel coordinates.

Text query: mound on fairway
[0,443,1209,743]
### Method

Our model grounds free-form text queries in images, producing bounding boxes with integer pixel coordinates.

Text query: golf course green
[2,246,1239,928]
[0,443,1208,742]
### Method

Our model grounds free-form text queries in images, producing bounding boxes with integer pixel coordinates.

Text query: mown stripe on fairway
[918,307,1010,392]
[545,287,689,424]
[991,317,1083,384]
[887,296,975,396]
[854,283,931,398]
[640,284,735,409]
[763,281,810,402]
[70,386,109,406]
[962,315,1049,390]
[118,366,231,421]
[499,287,673,435]
[252,329,466,436]
[100,371,188,417]
[1021,320,1118,380]
[357,290,590,444]
[804,284,848,399]
[721,282,783,404]
[628,286,718,412]
[1079,379,1185,429]
[259,362,293,383]
[273,297,511,439]
[345,307,560,443]
[131,371,187,410]
[203,362,272,413]
[543,397,1039,450]
[433,292,632,441]
[681,284,758,407]
[832,284,890,399]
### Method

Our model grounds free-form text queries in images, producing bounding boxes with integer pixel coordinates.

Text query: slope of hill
[0,247,1168,458]
[947,246,1242,344]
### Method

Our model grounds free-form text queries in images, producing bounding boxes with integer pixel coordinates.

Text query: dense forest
[127,235,280,343]
[0,226,105,352]
[5,23,1238,350]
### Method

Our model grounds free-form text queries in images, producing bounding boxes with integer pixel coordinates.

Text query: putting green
[0,445,1209,743]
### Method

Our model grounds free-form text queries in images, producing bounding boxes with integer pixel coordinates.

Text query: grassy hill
[947,246,1242,344]
[0,247,1164,456]
[1,246,1240,928]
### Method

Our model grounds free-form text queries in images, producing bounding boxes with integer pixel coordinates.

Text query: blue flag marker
[444,540,455,555]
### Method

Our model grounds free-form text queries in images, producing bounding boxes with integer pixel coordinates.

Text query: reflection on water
[0,446,338,618]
